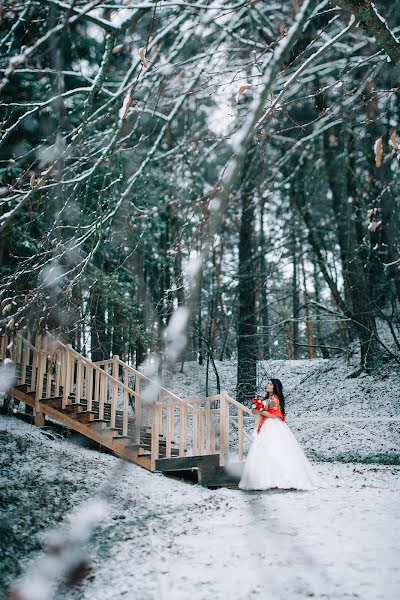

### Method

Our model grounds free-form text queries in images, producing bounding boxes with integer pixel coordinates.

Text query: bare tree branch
[338,0,400,64]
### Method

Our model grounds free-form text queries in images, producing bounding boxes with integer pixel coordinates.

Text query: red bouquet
[251,397,266,412]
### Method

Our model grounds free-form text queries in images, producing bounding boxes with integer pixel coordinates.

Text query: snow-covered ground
[1,356,400,599]
[164,356,400,461]
[1,413,400,600]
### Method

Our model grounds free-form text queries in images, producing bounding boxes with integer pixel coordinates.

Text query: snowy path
[1,416,399,600]
[90,465,399,600]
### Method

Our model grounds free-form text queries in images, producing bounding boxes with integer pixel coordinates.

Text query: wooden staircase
[0,331,252,487]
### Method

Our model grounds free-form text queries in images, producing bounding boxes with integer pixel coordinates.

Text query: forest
[1,2,400,600]
[1,0,399,399]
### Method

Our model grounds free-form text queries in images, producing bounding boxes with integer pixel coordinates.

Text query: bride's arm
[260,396,280,417]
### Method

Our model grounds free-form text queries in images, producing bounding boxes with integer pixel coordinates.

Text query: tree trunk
[258,196,270,360]
[168,199,185,306]
[300,247,314,359]
[236,145,258,403]
[300,133,384,371]
[312,259,330,359]
[90,282,108,362]
[136,253,147,367]
[290,194,300,359]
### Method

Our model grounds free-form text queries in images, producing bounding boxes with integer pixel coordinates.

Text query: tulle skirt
[239,417,318,491]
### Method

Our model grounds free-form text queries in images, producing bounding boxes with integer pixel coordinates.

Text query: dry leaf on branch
[139,47,148,68]
[112,44,123,55]
[374,136,383,167]
[390,128,398,150]
[238,83,252,94]
[119,93,132,120]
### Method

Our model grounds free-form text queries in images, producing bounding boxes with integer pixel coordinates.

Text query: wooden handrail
[15,332,37,353]
[15,331,201,409]
[67,346,137,399]
[223,392,253,416]
[117,359,187,405]
[92,358,113,367]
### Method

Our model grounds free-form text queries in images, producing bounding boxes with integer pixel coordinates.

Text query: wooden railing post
[111,355,119,429]
[158,391,164,437]
[192,403,198,456]
[99,367,106,421]
[151,402,161,471]
[219,392,230,466]
[0,332,6,360]
[34,339,46,424]
[94,368,100,407]
[21,339,30,385]
[75,356,83,405]
[238,407,244,461]
[198,407,205,456]
[11,334,19,368]
[62,345,72,409]
[30,334,41,393]
[45,344,53,398]
[135,375,141,443]
[86,364,93,412]
[54,349,61,398]
[179,403,187,457]
[165,403,173,459]
[123,366,129,437]
[210,409,216,453]
[205,400,211,455]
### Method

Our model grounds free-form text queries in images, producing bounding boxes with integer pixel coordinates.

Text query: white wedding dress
[239,400,318,491]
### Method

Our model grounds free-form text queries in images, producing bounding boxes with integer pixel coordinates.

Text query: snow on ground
[163,356,400,461]
[1,414,400,600]
[1,356,399,598]
[163,355,399,418]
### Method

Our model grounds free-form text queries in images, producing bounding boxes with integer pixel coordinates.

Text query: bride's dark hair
[264,378,285,418]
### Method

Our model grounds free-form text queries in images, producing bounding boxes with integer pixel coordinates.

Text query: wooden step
[126,442,181,456]
[112,435,132,444]
[74,411,96,424]
[41,397,63,408]
[70,404,124,420]
[64,403,86,414]
[88,419,109,432]
[14,384,30,393]
[132,451,182,459]
[126,443,144,451]
[155,453,220,473]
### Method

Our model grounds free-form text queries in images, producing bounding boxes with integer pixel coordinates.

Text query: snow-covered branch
[338,0,400,64]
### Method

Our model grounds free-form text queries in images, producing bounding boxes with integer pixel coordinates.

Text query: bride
[239,378,318,491]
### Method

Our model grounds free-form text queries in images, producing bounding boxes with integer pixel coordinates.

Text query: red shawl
[257,395,284,434]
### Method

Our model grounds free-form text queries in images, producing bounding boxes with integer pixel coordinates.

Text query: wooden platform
[156,454,242,488]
